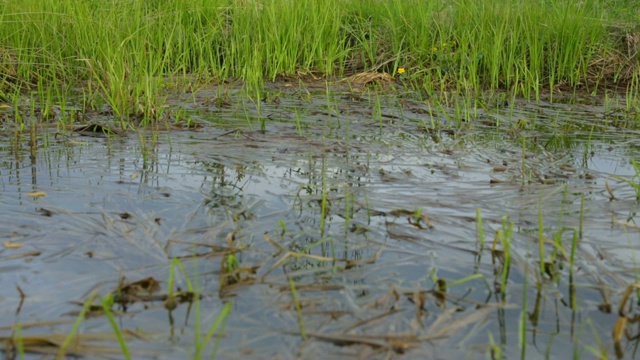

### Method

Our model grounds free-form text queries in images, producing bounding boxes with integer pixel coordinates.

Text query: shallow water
[1,88,640,359]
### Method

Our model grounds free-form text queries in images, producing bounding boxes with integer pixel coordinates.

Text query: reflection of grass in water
[6,78,640,359]
[519,260,528,360]
[476,208,485,255]
[538,193,547,277]
[320,155,329,239]
[4,151,639,359]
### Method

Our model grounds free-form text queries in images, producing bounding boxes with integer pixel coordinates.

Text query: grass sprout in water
[611,159,640,200]
[3,12,640,356]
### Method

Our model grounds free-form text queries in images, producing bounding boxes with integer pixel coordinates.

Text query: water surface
[1,89,640,359]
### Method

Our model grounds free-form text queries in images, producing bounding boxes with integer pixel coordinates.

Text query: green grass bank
[1,0,639,122]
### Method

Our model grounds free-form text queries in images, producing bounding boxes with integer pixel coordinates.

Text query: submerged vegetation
[4,1,640,359]
[0,0,639,123]
[5,91,640,358]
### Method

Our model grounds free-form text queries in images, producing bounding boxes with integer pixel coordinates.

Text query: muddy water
[1,88,640,359]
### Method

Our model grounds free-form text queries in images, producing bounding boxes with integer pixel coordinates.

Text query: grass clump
[0,0,638,123]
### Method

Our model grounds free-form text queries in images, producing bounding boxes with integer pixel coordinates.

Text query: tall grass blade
[101,293,131,360]
[55,294,98,360]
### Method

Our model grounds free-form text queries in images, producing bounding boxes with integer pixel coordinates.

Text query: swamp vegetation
[2,0,640,359]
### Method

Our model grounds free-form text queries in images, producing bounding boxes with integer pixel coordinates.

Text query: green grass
[195,301,233,360]
[491,215,514,294]
[0,0,638,125]
[288,276,307,340]
[612,158,640,200]
[538,194,547,277]
[56,294,98,359]
[476,208,485,253]
[101,294,131,360]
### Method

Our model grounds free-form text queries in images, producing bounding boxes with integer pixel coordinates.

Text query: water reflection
[1,95,640,358]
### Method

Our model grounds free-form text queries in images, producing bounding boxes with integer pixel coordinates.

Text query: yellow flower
[397,67,405,75]
[432,47,438,52]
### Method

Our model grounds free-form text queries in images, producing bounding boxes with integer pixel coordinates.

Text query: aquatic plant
[612,159,640,200]
[56,294,99,359]
[101,294,131,360]
[288,276,307,340]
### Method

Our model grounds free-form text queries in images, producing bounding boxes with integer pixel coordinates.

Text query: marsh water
[2,85,640,359]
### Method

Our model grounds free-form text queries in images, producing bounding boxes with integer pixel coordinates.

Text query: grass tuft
[0,0,638,126]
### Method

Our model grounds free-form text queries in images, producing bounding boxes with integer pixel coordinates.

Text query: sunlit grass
[0,0,638,125]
